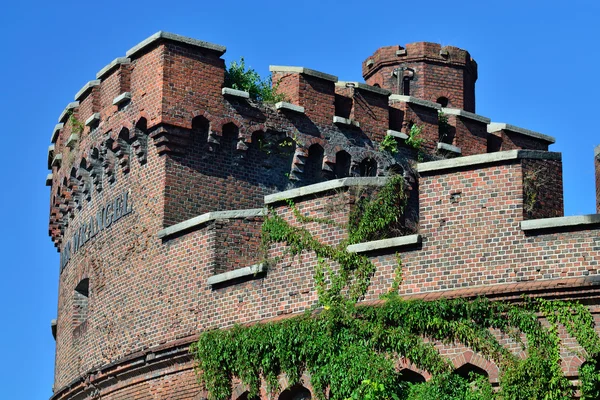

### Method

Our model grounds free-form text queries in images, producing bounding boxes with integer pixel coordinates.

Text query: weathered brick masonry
[46,31,600,399]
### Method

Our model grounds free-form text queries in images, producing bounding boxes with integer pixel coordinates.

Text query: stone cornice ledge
[207,263,266,286]
[265,177,388,204]
[336,81,391,96]
[51,123,64,143]
[521,214,600,232]
[157,208,266,239]
[488,122,555,144]
[96,57,131,80]
[441,107,491,124]
[418,150,561,174]
[222,87,250,98]
[269,65,338,82]
[74,79,101,101]
[126,31,226,59]
[389,95,441,110]
[595,145,600,158]
[276,102,305,113]
[387,129,408,140]
[347,234,421,254]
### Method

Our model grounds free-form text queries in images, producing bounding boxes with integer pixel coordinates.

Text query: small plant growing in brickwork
[380,135,399,154]
[225,57,287,104]
[67,110,85,135]
[348,174,409,244]
[406,124,424,151]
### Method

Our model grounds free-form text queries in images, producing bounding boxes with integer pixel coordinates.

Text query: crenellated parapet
[48,32,586,400]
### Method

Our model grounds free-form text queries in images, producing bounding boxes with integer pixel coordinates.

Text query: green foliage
[348,175,408,244]
[380,135,399,154]
[580,361,600,399]
[438,111,450,142]
[406,124,424,151]
[191,176,600,400]
[225,57,286,103]
[67,110,85,135]
[405,373,494,400]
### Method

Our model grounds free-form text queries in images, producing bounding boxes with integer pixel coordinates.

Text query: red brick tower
[46,32,600,400]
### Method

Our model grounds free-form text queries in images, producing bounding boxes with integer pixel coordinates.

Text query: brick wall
[47,32,590,400]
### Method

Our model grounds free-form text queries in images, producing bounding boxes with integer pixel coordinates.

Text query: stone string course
[46,31,600,399]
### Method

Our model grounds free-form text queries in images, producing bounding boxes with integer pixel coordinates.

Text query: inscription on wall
[60,191,133,272]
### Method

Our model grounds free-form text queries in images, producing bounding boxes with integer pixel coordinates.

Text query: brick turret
[362,42,478,112]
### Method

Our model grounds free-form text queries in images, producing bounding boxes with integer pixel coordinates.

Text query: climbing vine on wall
[190,177,600,400]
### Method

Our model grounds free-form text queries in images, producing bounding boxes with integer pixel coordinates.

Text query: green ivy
[380,135,399,154]
[348,175,408,244]
[191,176,600,400]
[225,57,286,103]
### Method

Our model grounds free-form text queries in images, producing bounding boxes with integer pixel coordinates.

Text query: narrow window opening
[436,96,449,107]
[73,278,89,327]
[403,77,411,96]
[335,150,351,178]
[359,158,378,177]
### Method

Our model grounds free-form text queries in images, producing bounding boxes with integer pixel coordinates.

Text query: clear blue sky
[0,0,598,398]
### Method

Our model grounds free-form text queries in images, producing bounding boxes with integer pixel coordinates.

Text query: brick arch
[214,117,245,136]
[191,110,217,130]
[397,358,432,381]
[427,90,458,109]
[564,355,585,377]
[451,350,499,382]
[245,124,267,144]
[276,372,313,399]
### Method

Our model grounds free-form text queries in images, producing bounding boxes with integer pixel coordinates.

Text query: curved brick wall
[47,32,597,399]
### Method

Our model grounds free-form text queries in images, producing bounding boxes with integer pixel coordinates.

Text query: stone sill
[418,149,561,174]
[346,234,421,254]
[441,107,491,124]
[113,92,131,106]
[595,145,600,158]
[66,134,79,148]
[46,173,53,186]
[158,208,266,239]
[85,113,101,127]
[51,154,62,168]
[437,142,461,154]
[58,102,79,123]
[74,79,101,101]
[126,31,226,59]
[275,102,305,113]
[51,123,63,143]
[389,95,440,110]
[207,263,265,286]
[96,57,131,80]
[521,214,600,232]
[222,87,250,99]
[387,129,408,140]
[488,122,555,144]
[269,65,338,82]
[47,144,55,169]
[336,81,391,96]
[265,177,388,204]
[333,116,360,128]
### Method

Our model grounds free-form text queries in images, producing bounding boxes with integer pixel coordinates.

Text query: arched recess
[90,147,103,192]
[304,143,324,184]
[278,385,311,400]
[235,391,259,400]
[78,158,92,202]
[453,363,489,381]
[69,167,82,210]
[73,278,89,327]
[191,116,210,148]
[334,150,351,178]
[221,122,239,153]
[399,368,426,384]
[133,117,148,164]
[117,127,132,173]
[103,138,117,184]
[358,157,377,177]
